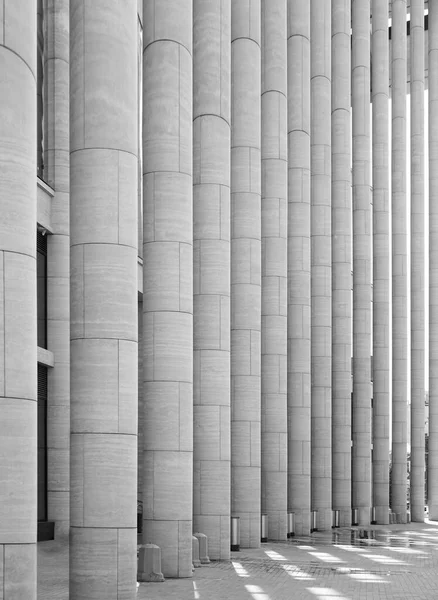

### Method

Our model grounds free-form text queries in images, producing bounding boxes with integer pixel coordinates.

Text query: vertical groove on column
[429,0,438,520]
[410,0,425,524]
[310,0,332,531]
[193,0,231,559]
[44,0,70,541]
[352,0,372,527]
[331,0,352,528]
[391,0,408,523]
[70,1,138,597]
[372,0,390,526]
[287,0,311,536]
[142,0,193,577]
[0,1,37,598]
[231,0,262,549]
[261,0,288,542]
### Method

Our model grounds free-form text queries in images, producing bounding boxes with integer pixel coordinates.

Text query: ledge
[38,347,55,368]
[37,177,54,234]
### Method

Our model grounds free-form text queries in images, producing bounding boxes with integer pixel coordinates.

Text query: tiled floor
[38,522,438,599]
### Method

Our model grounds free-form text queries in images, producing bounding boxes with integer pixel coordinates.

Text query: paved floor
[38,522,438,599]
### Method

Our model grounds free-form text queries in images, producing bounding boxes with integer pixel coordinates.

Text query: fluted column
[287,0,311,536]
[311,0,332,531]
[372,0,390,525]
[331,0,352,528]
[391,0,408,523]
[429,0,438,520]
[0,1,37,597]
[352,0,372,527]
[193,0,231,559]
[44,0,70,540]
[261,0,288,542]
[142,0,193,577]
[231,0,262,548]
[70,2,138,597]
[410,0,425,524]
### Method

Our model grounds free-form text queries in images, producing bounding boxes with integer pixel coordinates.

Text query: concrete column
[287,0,311,536]
[231,0,262,548]
[352,0,372,527]
[391,0,408,523]
[410,0,425,524]
[70,2,138,597]
[331,0,352,528]
[261,0,288,542]
[0,1,37,597]
[142,0,193,576]
[372,0,390,525]
[193,0,231,559]
[44,0,70,540]
[429,0,438,520]
[310,0,332,531]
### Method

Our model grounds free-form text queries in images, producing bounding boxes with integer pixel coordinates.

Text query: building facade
[0,0,433,598]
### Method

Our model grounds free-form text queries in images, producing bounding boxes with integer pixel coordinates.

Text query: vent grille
[37,230,47,254]
[38,364,48,401]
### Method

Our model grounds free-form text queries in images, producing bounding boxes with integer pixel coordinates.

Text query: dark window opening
[37,230,47,349]
[38,365,48,522]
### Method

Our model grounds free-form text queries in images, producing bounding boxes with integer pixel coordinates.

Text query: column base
[374,505,390,525]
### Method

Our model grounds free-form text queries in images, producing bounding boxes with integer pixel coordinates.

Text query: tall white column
[310,0,332,531]
[193,0,231,559]
[352,0,372,527]
[331,0,352,528]
[372,0,390,526]
[287,0,311,536]
[231,0,262,549]
[142,0,193,576]
[261,0,288,542]
[391,0,408,523]
[70,1,138,597]
[0,2,37,597]
[410,0,425,524]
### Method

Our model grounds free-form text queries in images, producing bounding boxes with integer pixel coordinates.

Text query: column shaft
[352,0,372,526]
[287,0,311,536]
[69,2,138,598]
[331,0,352,527]
[372,0,390,525]
[311,0,332,531]
[410,0,425,524]
[142,0,193,577]
[261,0,288,542]
[391,0,408,522]
[231,0,262,548]
[193,0,231,559]
[0,1,37,597]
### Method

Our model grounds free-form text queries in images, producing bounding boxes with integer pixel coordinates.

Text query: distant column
[261,0,288,542]
[391,0,408,523]
[372,0,390,525]
[331,0,352,528]
[310,0,332,531]
[352,0,372,527]
[0,1,37,597]
[193,0,231,559]
[142,0,193,577]
[231,0,262,548]
[287,0,311,536]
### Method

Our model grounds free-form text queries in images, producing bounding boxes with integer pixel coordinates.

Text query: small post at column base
[287,512,295,538]
[194,533,210,564]
[137,544,165,583]
[231,517,240,551]
[261,514,268,543]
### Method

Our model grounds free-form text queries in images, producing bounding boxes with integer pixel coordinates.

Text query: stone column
[287,0,311,536]
[372,0,390,526]
[331,0,352,528]
[44,0,70,541]
[410,0,425,524]
[0,2,37,597]
[352,0,372,527]
[391,0,408,523]
[310,0,332,531]
[261,0,288,542]
[70,2,138,597]
[142,0,193,577]
[429,0,438,521]
[231,0,262,548]
[193,0,231,560]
